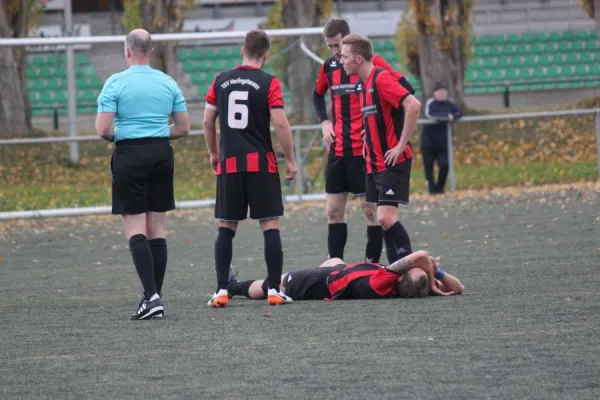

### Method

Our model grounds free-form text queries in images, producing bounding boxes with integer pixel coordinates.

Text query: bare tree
[579,0,600,44]
[122,0,192,74]
[0,0,39,136]
[398,0,474,106]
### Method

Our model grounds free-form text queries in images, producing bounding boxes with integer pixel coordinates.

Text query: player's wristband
[434,269,446,280]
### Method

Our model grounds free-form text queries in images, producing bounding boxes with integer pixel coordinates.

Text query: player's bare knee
[326,203,345,223]
[259,218,279,231]
[360,201,377,224]
[219,220,238,231]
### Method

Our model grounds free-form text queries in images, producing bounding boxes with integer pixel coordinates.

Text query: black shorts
[366,159,412,206]
[215,172,283,221]
[282,266,342,300]
[111,138,175,215]
[325,154,366,195]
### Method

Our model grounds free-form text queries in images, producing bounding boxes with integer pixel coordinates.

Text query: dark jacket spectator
[420,83,462,194]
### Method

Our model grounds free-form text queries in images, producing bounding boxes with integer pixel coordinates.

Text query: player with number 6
[203,30,297,307]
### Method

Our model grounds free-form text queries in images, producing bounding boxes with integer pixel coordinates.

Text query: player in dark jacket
[421,82,462,194]
[226,250,463,301]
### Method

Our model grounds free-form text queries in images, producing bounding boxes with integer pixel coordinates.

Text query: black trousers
[421,146,449,194]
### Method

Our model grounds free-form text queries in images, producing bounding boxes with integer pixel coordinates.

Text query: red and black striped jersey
[327,262,400,299]
[205,65,284,175]
[359,68,413,174]
[314,55,404,157]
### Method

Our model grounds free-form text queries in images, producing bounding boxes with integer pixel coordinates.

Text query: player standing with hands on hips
[203,30,297,308]
[339,34,421,265]
[96,29,190,320]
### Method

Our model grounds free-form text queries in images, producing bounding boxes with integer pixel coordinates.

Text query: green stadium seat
[524,55,538,67]
[581,53,595,63]
[572,41,586,52]
[542,42,558,52]
[575,64,589,76]
[478,34,494,45]
[566,53,579,64]
[383,40,395,51]
[570,81,585,89]
[533,32,548,42]
[549,32,562,41]
[538,54,553,66]
[590,64,600,75]
[586,39,597,50]
[54,91,67,103]
[506,69,520,81]
[577,29,591,39]
[490,46,504,56]
[521,32,535,42]
[75,53,90,65]
[516,44,529,55]
[47,79,64,90]
[497,56,511,68]
[40,91,54,104]
[506,33,520,44]
[558,42,571,52]
[492,69,506,81]
[562,31,576,41]
[547,66,561,78]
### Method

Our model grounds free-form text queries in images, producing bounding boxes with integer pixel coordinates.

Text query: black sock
[365,225,383,263]
[129,234,157,299]
[227,279,255,298]
[264,229,283,291]
[383,221,413,264]
[328,223,348,259]
[215,227,235,290]
[149,238,167,296]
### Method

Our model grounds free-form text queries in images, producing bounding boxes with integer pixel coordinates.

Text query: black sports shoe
[131,298,164,320]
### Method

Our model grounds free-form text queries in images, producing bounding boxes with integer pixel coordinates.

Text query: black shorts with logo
[282,265,343,300]
[215,172,283,221]
[325,154,367,195]
[111,138,175,215]
[366,158,412,206]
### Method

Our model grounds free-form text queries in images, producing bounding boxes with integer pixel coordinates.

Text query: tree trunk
[0,2,28,136]
[282,0,319,124]
[416,0,466,106]
[140,0,181,75]
[594,0,600,47]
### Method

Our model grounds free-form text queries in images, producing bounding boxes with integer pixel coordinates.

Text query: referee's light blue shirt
[97,65,187,142]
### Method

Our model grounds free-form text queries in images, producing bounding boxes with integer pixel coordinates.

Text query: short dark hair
[323,18,350,38]
[125,31,152,55]
[397,274,429,298]
[244,30,271,59]
[341,34,373,62]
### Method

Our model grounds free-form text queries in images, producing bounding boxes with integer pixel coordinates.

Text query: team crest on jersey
[356,83,363,92]
[330,60,337,67]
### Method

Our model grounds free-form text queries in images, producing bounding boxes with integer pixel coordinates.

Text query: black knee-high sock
[365,225,383,263]
[129,234,157,299]
[149,238,167,295]
[264,229,283,291]
[383,222,413,264]
[328,223,348,259]
[227,279,256,298]
[215,227,235,290]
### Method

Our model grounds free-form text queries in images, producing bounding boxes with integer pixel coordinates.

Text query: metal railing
[1,107,599,220]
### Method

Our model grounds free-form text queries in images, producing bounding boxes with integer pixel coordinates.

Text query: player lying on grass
[227,250,464,301]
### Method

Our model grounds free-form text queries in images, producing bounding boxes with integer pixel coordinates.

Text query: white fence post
[65,1,79,164]
[294,127,303,200]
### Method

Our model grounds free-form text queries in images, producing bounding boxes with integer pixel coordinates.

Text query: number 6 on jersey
[228,91,249,129]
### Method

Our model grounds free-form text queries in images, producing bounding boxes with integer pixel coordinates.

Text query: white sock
[149,293,160,302]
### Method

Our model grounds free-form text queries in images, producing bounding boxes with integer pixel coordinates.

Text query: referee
[95,29,190,320]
